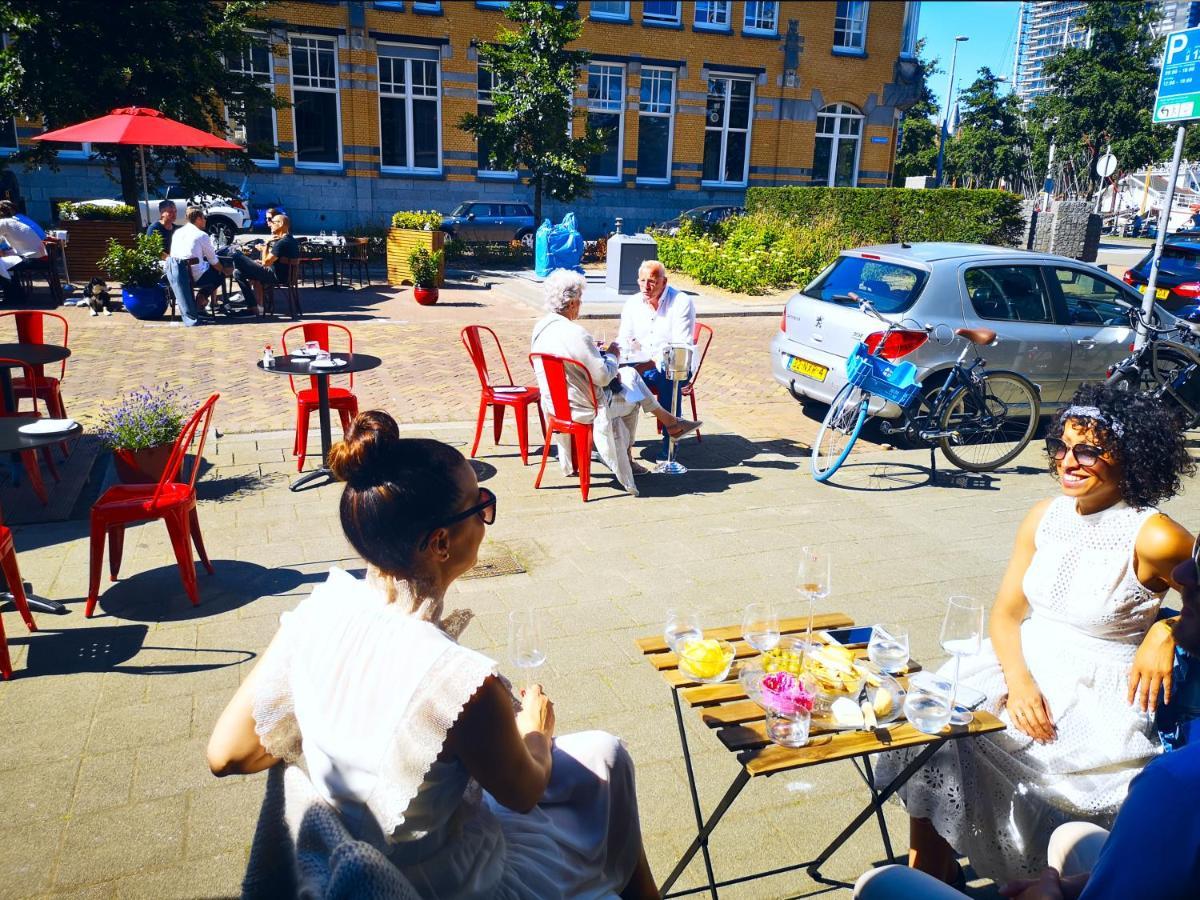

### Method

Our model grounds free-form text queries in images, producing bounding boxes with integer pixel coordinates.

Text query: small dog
[84,277,112,316]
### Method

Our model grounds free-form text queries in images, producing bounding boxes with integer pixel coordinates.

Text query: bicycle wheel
[938,371,1040,472]
[811,382,869,482]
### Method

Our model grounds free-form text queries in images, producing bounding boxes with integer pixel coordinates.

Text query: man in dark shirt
[262,213,299,283]
[146,200,177,258]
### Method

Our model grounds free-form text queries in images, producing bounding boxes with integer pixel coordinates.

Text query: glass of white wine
[796,546,831,652]
[940,595,984,725]
[509,608,546,688]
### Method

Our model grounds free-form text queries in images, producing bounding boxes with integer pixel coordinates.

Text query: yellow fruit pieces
[762,647,804,675]
[680,638,730,679]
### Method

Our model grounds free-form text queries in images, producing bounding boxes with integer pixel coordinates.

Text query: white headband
[1061,405,1124,438]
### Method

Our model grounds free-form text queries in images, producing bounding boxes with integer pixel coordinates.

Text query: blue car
[1123,234,1200,313]
[440,201,536,246]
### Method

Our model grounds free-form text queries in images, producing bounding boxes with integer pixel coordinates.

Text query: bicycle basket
[845,342,922,406]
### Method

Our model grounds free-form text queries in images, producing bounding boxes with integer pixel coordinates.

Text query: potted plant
[409,246,444,305]
[98,234,167,320]
[97,384,190,484]
[57,201,140,281]
[387,209,445,286]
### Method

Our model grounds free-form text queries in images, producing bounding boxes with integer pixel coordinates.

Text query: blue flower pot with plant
[99,234,168,320]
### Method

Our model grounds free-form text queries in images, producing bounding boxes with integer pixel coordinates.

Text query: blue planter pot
[121,285,168,320]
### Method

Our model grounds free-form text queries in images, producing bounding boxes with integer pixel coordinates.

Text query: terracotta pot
[413,285,439,305]
[113,444,174,485]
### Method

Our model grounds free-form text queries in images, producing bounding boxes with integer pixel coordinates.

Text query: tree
[0,0,282,205]
[892,41,940,186]
[947,67,1028,190]
[458,0,605,223]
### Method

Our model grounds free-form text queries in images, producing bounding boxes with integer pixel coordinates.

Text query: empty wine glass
[664,608,702,654]
[509,609,546,688]
[940,595,985,725]
[868,623,910,674]
[742,601,780,653]
[796,547,831,652]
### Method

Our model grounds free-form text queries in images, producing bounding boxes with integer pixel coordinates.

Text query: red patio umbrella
[32,107,241,227]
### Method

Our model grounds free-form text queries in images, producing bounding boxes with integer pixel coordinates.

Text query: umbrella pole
[139,145,150,230]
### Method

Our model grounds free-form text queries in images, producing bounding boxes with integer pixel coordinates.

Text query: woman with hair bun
[207,411,658,898]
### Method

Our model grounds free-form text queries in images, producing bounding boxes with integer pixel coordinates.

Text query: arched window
[813,103,863,187]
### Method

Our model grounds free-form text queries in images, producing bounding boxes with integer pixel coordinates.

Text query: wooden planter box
[61,218,140,281]
[387,228,445,287]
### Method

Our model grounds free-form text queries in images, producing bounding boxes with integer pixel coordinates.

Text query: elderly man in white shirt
[169,206,226,313]
[617,259,697,457]
[531,269,699,495]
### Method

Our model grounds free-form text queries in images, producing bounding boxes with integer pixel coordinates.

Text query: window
[643,1,679,25]
[590,1,628,19]
[965,266,1053,323]
[743,1,778,34]
[702,75,752,185]
[475,67,514,176]
[1053,268,1132,326]
[694,1,731,29]
[414,1,442,10]
[900,2,920,58]
[586,63,624,181]
[502,203,529,217]
[379,46,441,173]
[808,256,927,314]
[812,103,862,187]
[228,38,277,164]
[833,1,869,52]
[637,67,674,182]
[290,36,341,167]
[374,1,405,8]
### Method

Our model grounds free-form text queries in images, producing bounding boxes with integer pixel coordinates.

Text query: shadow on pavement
[820,460,1044,493]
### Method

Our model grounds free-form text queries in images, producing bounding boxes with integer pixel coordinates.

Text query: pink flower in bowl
[760,672,814,716]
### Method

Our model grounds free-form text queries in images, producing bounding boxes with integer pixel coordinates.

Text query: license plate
[1138,285,1170,300]
[787,355,828,382]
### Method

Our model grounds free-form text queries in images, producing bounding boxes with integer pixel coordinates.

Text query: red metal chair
[529,352,598,502]
[681,321,713,442]
[1,310,70,455]
[84,394,219,618]
[0,523,37,680]
[281,323,358,472]
[462,325,544,465]
[0,358,53,504]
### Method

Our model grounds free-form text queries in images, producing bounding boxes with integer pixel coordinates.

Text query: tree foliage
[458,0,605,223]
[0,0,282,204]
[892,40,940,186]
[948,67,1028,190]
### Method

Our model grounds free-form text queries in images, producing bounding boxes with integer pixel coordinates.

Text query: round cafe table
[258,351,382,491]
[0,415,83,614]
[0,343,71,412]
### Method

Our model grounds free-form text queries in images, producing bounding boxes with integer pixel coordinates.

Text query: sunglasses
[418,487,497,551]
[1045,437,1108,468]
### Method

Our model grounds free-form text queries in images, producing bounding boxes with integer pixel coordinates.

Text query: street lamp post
[935,35,969,188]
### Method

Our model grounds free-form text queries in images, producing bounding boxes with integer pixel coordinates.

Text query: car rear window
[806,256,928,314]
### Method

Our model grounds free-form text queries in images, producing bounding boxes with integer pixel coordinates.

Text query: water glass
[766,707,812,748]
[303,340,321,356]
[742,601,780,653]
[868,623,910,673]
[904,687,953,734]
[508,609,546,686]
[941,595,985,725]
[664,608,702,654]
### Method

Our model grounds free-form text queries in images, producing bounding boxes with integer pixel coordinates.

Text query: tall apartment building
[6,1,923,236]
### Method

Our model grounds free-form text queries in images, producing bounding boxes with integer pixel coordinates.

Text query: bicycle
[811,300,1042,482]
[1105,307,1200,428]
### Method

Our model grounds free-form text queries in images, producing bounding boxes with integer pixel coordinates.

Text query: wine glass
[742,601,780,653]
[508,609,546,688]
[664,608,702,654]
[940,595,985,725]
[796,547,831,652]
[868,623,910,674]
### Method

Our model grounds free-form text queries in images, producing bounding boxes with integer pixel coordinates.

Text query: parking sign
[1155,27,1200,123]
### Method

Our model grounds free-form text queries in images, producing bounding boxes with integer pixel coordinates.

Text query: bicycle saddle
[955,327,997,346]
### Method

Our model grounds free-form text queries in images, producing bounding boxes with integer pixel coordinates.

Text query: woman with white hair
[531,269,699,495]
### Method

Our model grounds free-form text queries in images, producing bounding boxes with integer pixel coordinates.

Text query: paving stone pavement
[4,274,1197,898]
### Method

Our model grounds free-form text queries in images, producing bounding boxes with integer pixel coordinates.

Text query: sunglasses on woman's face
[418,487,497,551]
[1045,437,1107,468]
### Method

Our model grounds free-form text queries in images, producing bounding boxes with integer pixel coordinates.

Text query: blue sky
[918,1,1023,113]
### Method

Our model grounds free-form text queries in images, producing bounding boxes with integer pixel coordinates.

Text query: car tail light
[865,329,928,360]
[228,198,245,210]
[1174,282,1200,298]
[1122,270,1135,285]
[860,253,881,260]
[780,311,787,333]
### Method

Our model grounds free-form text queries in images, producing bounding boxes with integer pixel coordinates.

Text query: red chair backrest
[281,322,355,395]
[0,311,69,381]
[151,393,219,505]
[461,325,516,389]
[0,358,39,416]
[690,321,713,384]
[529,353,598,423]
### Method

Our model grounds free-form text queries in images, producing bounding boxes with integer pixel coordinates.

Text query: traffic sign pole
[1137,124,1186,350]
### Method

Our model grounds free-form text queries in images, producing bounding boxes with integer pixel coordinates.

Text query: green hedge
[746,187,1024,247]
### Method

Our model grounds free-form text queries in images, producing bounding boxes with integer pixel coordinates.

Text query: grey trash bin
[605,233,658,294]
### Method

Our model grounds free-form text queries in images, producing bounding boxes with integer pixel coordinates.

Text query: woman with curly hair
[875,383,1196,887]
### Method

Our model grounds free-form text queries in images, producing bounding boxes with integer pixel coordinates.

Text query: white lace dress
[878,497,1165,881]
[252,568,643,899]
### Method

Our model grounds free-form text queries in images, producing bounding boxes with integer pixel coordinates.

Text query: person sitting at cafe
[531,269,699,494]
[146,200,177,259]
[262,213,299,283]
[0,199,48,304]
[617,260,696,457]
[170,206,226,313]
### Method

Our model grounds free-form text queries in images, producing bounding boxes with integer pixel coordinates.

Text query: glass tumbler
[765,707,812,748]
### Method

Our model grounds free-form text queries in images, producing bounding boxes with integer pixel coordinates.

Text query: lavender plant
[96,384,190,451]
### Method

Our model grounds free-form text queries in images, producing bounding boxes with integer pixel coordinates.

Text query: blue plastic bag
[535,213,585,277]
[534,218,553,277]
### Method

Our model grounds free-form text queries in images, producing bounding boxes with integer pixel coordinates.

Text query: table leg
[661,767,751,899]
[0,368,21,484]
[858,756,895,862]
[289,375,335,491]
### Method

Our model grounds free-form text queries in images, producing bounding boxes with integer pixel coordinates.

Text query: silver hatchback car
[770,242,1149,416]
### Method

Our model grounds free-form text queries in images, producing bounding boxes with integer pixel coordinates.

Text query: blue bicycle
[810,301,1041,482]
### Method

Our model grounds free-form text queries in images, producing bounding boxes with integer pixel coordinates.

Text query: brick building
[7,1,924,236]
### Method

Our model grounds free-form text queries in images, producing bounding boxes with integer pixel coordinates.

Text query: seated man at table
[262,213,299,283]
[146,200,177,259]
[0,200,48,304]
[617,260,696,457]
[531,269,699,494]
[170,206,226,314]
